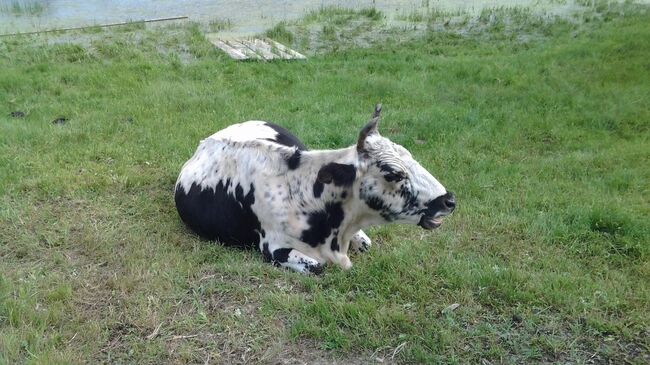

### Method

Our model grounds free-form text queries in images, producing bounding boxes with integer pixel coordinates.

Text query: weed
[208,18,233,32]
[265,22,294,44]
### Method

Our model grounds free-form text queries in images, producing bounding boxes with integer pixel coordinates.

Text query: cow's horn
[357,104,382,152]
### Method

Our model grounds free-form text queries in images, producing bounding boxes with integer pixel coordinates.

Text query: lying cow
[175,105,455,274]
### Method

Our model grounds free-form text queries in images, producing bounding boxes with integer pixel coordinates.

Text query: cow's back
[174,121,306,247]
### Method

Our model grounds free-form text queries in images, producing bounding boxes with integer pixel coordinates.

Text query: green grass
[1,4,649,364]
[273,6,388,53]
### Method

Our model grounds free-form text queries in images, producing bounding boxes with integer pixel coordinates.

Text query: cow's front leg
[350,230,372,253]
[261,241,323,275]
[272,247,324,275]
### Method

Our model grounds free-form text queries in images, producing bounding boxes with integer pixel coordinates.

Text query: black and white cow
[175,105,455,274]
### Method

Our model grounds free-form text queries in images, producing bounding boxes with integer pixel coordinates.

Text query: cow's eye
[384,172,406,183]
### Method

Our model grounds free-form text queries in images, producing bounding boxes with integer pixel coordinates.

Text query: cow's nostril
[444,195,456,210]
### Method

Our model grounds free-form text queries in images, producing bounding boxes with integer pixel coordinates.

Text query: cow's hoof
[350,231,372,253]
[337,255,352,270]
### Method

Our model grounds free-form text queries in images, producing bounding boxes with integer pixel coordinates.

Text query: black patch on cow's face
[300,202,344,247]
[417,192,456,229]
[175,181,261,248]
[399,185,419,212]
[263,122,307,150]
[359,177,420,222]
[287,149,301,170]
[419,192,456,217]
[384,171,406,182]
[363,195,398,221]
[376,162,406,182]
[317,163,357,186]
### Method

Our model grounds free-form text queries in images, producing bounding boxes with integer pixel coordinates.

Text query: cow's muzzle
[418,192,456,230]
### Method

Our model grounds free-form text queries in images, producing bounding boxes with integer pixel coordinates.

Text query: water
[0,0,646,36]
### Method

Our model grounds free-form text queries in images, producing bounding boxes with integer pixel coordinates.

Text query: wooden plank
[241,39,295,60]
[253,39,295,60]
[224,40,263,60]
[206,34,306,61]
[209,39,248,60]
[238,39,277,60]
[264,39,306,60]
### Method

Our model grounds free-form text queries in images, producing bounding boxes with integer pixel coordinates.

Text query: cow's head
[356,104,455,229]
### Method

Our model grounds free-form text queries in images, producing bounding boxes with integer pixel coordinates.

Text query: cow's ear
[357,104,382,153]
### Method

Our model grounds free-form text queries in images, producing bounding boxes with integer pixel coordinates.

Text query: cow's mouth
[418,215,444,230]
[417,193,456,230]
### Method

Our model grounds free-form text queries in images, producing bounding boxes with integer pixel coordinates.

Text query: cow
[174,105,455,274]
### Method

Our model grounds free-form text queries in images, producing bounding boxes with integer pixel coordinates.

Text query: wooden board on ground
[205,34,306,61]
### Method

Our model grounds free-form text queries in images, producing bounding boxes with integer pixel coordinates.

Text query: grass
[1,3,649,364]
[207,18,233,33]
[268,6,388,53]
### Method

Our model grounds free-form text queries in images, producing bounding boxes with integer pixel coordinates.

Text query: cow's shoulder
[208,121,307,150]
[262,122,307,151]
[207,121,308,171]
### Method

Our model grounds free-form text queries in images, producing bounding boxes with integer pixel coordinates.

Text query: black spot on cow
[261,123,307,171]
[376,162,405,182]
[396,185,419,214]
[300,202,344,247]
[264,122,307,150]
[377,162,395,173]
[364,196,394,219]
[314,164,356,198]
[174,180,260,248]
[262,242,272,262]
[316,163,357,186]
[384,171,406,182]
[301,259,324,275]
[272,248,292,266]
[341,191,347,199]
[272,248,323,274]
[287,149,301,170]
[330,235,339,251]
[313,181,324,198]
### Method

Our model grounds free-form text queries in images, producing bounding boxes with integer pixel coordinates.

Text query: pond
[0,0,639,36]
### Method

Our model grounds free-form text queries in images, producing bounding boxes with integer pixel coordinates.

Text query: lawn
[1,3,649,364]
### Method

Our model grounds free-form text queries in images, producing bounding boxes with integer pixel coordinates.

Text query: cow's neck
[299,146,378,246]
[302,145,357,166]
